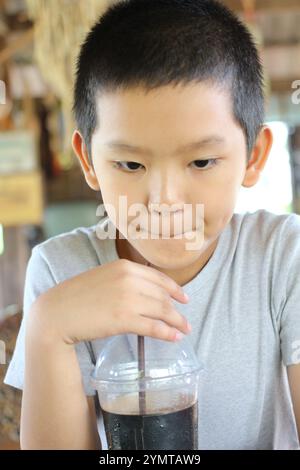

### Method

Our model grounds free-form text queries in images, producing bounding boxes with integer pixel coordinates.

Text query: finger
[137,291,191,335]
[127,316,186,343]
[124,276,192,334]
[127,260,190,304]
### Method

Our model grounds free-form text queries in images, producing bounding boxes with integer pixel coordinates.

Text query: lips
[136,218,199,237]
[140,228,196,237]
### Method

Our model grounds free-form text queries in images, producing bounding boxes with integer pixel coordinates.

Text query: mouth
[139,228,197,238]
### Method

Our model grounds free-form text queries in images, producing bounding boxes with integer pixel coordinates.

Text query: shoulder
[30,224,101,283]
[232,209,300,252]
[35,224,98,257]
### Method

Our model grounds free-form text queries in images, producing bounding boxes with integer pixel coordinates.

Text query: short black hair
[73,0,265,163]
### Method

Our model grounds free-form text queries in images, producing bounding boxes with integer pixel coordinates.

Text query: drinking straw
[138,335,146,415]
[137,260,151,415]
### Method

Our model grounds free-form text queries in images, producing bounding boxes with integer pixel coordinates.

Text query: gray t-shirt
[4,210,300,450]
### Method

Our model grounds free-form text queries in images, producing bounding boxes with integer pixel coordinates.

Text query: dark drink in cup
[101,391,198,450]
[91,334,203,450]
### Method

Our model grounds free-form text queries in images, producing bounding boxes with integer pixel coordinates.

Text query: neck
[115,230,219,286]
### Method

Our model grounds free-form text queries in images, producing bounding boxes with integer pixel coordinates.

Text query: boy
[4,0,300,449]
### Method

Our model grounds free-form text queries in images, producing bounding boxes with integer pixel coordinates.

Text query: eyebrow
[104,135,226,157]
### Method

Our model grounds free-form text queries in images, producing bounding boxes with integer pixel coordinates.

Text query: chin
[132,238,206,270]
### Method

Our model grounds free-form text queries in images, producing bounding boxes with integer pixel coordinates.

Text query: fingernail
[183,292,189,301]
[174,332,184,341]
[187,322,192,332]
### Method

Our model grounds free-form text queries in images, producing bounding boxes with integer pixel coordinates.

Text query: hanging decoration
[25,0,114,168]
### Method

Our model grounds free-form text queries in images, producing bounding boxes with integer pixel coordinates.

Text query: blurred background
[0,0,300,449]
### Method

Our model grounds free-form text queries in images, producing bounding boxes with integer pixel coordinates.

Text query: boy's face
[73,82,272,281]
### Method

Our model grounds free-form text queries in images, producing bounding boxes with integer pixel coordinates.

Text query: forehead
[92,82,243,150]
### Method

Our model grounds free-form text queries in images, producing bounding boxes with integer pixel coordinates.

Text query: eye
[113,161,145,172]
[190,159,219,170]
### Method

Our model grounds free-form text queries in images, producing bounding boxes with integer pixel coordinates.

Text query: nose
[146,169,189,236]
[147,168,185,213]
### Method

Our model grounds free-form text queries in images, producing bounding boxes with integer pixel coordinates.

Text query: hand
[30,258,191,345]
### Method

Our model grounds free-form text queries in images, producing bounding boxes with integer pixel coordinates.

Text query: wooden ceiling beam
[270,79,299,93]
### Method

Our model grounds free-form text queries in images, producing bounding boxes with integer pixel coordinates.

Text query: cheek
[99,172,141,202]
[102,191,145,234]
[96,170,130,204]
[198,173,241,231]
[205,183,238,217]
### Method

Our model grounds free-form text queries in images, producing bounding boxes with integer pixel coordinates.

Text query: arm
[287,364,300,445]
[20,259,189,449]
[21,301,101,450]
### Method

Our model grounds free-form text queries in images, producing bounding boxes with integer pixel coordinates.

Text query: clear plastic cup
[91,334,203,450]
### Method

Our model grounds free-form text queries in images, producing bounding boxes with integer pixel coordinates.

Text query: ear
[242,126,273,188]
[71,130,100,191]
